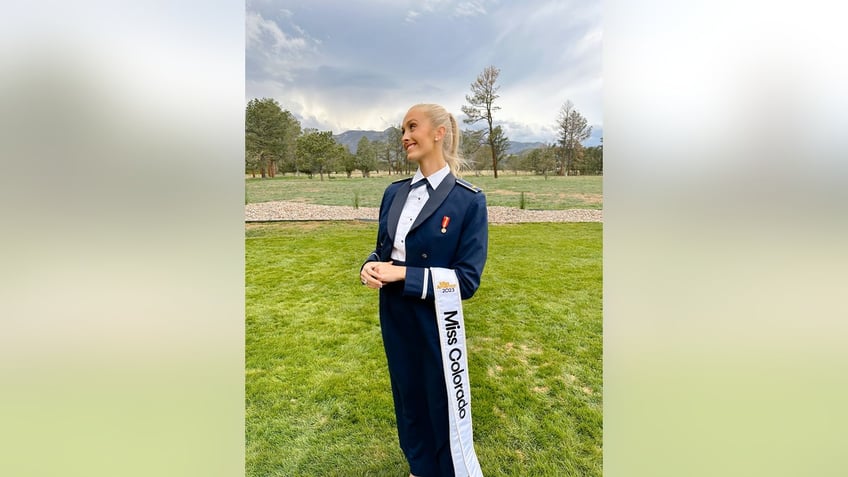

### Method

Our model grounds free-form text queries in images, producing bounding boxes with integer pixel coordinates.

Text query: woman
[360,103,488,477]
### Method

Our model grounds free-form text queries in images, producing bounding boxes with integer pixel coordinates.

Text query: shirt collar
[411,164,450,190]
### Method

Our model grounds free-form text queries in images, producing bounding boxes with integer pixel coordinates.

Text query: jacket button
[379,242,383,247]
[421,253,428,259]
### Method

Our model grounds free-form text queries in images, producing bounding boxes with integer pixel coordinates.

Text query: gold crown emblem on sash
[436,281,458,289]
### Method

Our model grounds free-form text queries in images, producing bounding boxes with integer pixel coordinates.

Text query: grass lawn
[245,174,602,210]
[246,221,602,476]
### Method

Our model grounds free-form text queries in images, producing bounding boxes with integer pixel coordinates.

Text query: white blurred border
[605,1,847,476]
[0,2,245,476]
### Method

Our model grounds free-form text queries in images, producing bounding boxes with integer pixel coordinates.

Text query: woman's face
[401,107,441,163]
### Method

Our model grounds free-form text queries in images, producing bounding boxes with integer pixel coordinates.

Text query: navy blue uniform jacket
[364,173,488,300]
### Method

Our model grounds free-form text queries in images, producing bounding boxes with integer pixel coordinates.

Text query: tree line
[245,66,601,179]
[461,66,599,177]
[245,98,419,180]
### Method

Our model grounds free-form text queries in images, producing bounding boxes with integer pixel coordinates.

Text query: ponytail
[410,103,468,176]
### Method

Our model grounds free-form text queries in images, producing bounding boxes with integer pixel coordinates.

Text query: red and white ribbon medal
[441,215,450,234]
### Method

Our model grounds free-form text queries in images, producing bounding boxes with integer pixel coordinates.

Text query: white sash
[431,267,484,477]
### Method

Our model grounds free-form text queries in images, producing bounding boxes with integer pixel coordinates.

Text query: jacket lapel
[386,181,410,242]
[411,173,455,231]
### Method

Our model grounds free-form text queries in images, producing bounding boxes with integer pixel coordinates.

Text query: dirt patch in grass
[559,193,603,204]
[247,222,322,231]
[490,189,524,196]
[246,221,341,236]
[504,341,542,363]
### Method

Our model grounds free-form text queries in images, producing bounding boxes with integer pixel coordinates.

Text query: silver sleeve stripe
[421,268,429,300]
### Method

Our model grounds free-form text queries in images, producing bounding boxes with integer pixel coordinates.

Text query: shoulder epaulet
[455,178,482,193]
[392,177,413,184]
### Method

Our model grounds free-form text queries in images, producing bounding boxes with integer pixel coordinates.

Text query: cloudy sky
[246,0,601,144]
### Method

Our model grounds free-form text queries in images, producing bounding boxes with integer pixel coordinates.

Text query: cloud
[454,1,489,17]
[574,27,602,54]
[497,120,558,145]
[407,0,490,22]
[245,11,305,53]
[246,0,602,143]
[405,10,421,23]
[296,65,399,90]
[245,10,319,84]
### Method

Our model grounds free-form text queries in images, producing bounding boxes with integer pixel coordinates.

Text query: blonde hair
[410,103,467,176]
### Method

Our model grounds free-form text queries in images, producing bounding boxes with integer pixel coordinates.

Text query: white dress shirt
[391,165,450,262]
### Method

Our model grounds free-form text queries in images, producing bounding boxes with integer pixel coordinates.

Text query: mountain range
[333,128,549,156]
[333,125,604,154]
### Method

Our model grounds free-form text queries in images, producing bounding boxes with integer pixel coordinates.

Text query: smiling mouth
[405,143,417,151]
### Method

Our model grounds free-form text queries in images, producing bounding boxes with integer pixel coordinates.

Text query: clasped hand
[361,261,406,289]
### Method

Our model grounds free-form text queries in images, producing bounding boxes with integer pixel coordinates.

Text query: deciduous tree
[279,110,301,175]
[372,140,392,175]
[462,65,506,178]
[385,126,405,174]
[522,145,557,178]
[489,125,510,170]
[555,100,592,176]
[461,128,485,166]
[581,141,603,175]
[355,136,377,177]
[296,130,338,181]
[339,145,357,178]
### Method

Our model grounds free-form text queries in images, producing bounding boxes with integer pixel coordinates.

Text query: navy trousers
[379,280,455,477]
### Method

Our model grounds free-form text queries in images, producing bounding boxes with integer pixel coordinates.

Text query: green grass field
[245,221,602,476]
[245,174,602,210]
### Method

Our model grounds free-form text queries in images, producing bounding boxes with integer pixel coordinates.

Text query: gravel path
[246,201,602,223]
